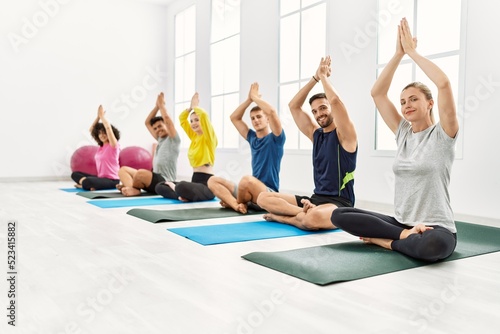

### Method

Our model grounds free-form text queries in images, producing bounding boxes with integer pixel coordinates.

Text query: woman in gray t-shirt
[330,18,459,262]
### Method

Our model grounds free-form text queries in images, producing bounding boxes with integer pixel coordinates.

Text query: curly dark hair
[91,123,121,146]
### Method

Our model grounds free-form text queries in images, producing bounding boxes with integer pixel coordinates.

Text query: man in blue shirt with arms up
[208,82,285,214]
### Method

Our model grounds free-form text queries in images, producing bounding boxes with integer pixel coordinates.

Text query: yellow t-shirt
[179,107,218,167]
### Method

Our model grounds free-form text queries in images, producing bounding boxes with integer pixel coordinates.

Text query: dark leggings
[330,207,457,262]
[155,172,215,202]
[71,171,120,191]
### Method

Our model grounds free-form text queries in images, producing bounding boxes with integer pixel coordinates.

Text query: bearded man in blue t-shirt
[257,56,358,230]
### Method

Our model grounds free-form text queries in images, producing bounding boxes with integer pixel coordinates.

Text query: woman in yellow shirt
[155,92,218,202]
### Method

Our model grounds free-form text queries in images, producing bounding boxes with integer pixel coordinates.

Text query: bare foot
[116,184,124,191]
[300,199,316,213]
[263,213,278,222]
[219,200,230,208]
[235,203,248,214]
[361,237,393,250]
[74,184,82,189]
[400,223,433,240]
[178,196,189,202]
[121,186,141,197]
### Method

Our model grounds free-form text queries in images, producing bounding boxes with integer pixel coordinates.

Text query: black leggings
[330,207,457,262]
[71,171,119,191]
[155,172,215,202]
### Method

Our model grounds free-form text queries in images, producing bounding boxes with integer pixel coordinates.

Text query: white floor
[0,181,499,334]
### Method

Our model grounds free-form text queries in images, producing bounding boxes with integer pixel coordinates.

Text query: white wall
[0,0,169,179]
[1,0,499,221]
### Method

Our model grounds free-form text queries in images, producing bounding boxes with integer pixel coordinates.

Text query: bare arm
[370,27,405,134]
[157,92,177,138]
[400,18,458,138]
[98,105,118,147]
[250,82,282,136]
[230,87,251,139]
[145,98,161,139]
[317,56,357,152]
[288,77,319,142]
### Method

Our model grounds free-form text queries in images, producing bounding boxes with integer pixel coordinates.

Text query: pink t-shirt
[95,143,120,179]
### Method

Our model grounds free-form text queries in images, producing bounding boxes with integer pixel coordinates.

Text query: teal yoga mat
[77,191,157,199]
[127,207,261,223]
[60,188,88,192]
[242,221,500,285]
[88,197,184,208]
[168,220,339,245]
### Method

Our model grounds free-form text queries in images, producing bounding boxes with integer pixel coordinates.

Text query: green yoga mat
[127,207,263,223]
[242,221,500,285]
[77,191,157,199]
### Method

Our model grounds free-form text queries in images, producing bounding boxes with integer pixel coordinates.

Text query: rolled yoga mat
[242,221,500,285]
[167,220,340,245]
[127,207,262,223]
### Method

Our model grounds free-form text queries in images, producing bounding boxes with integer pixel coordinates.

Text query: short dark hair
[309,93,327,105]
[150,116,164,126]
[91,123,121,147]
[250,106,262,113]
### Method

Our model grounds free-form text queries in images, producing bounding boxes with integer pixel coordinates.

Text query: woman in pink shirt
[71,105,121,190]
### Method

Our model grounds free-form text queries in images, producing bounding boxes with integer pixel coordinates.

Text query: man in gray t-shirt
[117,92,180,196]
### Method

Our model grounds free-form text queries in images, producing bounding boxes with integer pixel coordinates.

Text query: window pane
[211,42,225,95]
[280,83,300,149]
[417,0,461,55]
[175,12,185,56]
[280,14,300,83]
[175,5,196,56]
[211,0,240,42]
[211,94,239,149]
[223,93,240,148]
[211,96,224,148]
[175,53,195,102]
[174,102,190,149]
[301,3,326,80]
[223,35,240,94]
[377,0,413,65]
[280,0,300,15]
[183,5,196,53]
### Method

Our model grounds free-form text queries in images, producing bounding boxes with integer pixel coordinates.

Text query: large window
[279,0,326,150]
[174,5,196,148]
[210,0,241,149]
[375,0,463,152]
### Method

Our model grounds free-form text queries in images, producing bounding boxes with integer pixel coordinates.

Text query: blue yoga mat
[167,220,340,245]
[88,197,181,208]
[60,188,87,193]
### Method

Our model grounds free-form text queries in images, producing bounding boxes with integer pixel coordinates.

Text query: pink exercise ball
[119,146,153,170]
[70,145,99,175]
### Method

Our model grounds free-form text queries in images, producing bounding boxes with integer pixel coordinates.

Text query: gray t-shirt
[393,120,457,232]
[153,133,180,181]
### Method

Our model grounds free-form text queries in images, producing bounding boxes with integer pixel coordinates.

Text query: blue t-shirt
[247,129,286,191]
[312,128,357,205]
